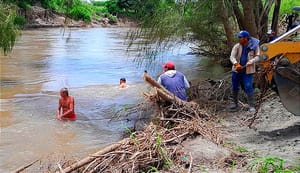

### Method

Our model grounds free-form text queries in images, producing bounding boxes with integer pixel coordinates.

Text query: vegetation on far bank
[1,0,300,57]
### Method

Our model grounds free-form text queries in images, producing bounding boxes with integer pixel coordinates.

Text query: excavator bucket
[274,64,300,116]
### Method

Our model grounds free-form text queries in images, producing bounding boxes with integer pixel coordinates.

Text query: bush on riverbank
[2,0,119,25]
[0,2,19,55]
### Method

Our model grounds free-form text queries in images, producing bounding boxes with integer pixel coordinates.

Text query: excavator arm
[260,25,300,116]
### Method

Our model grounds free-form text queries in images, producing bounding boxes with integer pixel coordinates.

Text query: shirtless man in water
[119,78,128,88]
[56,87,76,120]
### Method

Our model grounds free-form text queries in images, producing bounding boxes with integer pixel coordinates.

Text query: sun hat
[237,30,250,38]
[163,62,175,69]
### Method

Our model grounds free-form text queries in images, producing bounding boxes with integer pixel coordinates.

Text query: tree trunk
[271,0,281,34]
[240,0,258,37]
[232,0,244,30]
[217,0,234,48]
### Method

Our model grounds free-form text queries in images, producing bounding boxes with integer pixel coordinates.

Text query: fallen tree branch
[62,138,129,173]
[13,159,39,173]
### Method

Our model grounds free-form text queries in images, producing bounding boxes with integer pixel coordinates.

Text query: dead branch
[13,159,39,173]
[62,138,129,173]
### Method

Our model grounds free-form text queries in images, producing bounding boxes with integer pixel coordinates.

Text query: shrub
[14,15,26,27]
[68,5,91,22]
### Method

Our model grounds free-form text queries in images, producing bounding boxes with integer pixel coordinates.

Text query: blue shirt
[158,70,190,101]
[240,46,248,66]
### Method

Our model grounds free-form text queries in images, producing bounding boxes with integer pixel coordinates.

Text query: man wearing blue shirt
[158,62,190,101]
[229,30,260,112]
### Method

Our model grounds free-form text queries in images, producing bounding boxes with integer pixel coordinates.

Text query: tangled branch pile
[63,120,220,173]
[59,106,223,172]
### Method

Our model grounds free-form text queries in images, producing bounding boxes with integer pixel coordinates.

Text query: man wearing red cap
[157,61,190,101]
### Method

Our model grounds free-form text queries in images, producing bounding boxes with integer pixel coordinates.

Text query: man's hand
[246,59,255,67]
[234,63,243,71]
[56,110,62,120]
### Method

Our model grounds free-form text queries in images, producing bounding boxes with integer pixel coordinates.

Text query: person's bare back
[56,88,76,120]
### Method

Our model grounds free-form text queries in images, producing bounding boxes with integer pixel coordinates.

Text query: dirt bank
[183,94,300,172]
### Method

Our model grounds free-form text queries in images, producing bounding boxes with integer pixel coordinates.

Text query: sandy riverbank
[183,94,300,172]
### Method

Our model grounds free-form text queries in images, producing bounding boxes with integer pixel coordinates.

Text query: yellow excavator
[260,25,300,116]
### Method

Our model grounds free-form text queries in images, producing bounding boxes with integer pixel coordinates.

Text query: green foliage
[107,13,117,23]
[14,15,26,27]
[126,0,232,61]
[247,157,295,173]
[280,0,300,15]
[231,160,236,172]
[236,146,248,153]
[126,1,190,61]
[197,165,209,173]
[68,5,91,22]
[147,166,159,172]
[105,0,121,16]
[92,1,106,7]
[0,2,19,55]
[43,0,66,11]
[185,0,229,54]
[125,126,136,141]
[156,134,172,168]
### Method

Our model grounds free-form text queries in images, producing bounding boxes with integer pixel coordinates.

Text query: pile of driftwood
[48,73,223,173]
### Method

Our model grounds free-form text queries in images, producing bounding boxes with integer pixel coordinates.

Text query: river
[0,27,225,172]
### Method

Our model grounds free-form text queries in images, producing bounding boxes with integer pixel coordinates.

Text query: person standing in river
[56,87,76,120]
[157,61,190,101]
[229,30,260,112]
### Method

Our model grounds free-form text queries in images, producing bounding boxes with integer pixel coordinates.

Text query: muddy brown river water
[0,27,225,172]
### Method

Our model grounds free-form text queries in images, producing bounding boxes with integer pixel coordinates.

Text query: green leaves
[0,2,19,55]
[247,157,294,173]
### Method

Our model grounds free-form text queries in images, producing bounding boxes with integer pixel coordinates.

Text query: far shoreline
[20,5,138,30]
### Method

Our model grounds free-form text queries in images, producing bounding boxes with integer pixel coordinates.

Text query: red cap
[163,62,175,69]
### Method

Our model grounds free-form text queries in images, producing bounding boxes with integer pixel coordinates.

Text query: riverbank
[183,95,300,172]
[182,79,300,172]
[22,5,137,28]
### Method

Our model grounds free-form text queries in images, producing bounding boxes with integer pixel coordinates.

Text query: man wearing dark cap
[229,30,260,112]
[157,61,190,101]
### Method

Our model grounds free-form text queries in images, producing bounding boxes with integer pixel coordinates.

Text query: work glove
[234,63,243,71]
[246,59,255,67]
